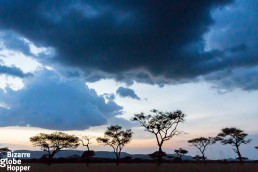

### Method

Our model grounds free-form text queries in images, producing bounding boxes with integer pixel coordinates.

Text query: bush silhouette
[0,147,10,158]
[149,151,167,160]
[174,148,188,161]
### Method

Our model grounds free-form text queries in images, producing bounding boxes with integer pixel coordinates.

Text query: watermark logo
[0,151,31,172]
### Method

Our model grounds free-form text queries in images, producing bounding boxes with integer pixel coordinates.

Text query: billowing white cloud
[0,70,123,130]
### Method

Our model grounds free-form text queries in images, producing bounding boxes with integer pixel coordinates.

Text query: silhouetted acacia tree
[216,127,251,164]
[174,148,188,160]
[0,147,10,158]
[30,131,80,165]
[79,136,95,166]
[188,137,215,162]
[132,109,185,165]
[96,125,133,166]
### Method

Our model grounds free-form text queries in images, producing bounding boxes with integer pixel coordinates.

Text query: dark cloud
[205,66,258,91]
[205,0,258,51]
[0,0,231,79]
[203,0,258,90]
[0,65,33,78]
[0,0,257,91]
[0,70,122,130]
[116,87,140,100]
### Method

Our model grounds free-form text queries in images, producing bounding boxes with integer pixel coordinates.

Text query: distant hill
[4,150,193,160]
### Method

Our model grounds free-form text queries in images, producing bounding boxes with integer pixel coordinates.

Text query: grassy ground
[0,163,258,172]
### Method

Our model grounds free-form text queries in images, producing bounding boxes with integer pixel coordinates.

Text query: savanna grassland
[1,163,257,172]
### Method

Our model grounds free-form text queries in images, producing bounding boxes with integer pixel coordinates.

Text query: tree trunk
[86,146,90,166]
[158,146,162,166]
[86,153,89,166]
[201,151,206,164]
[48,152,56,166]
[48,155,54,165]
[116,156,120,166]
[114,151,120,166]
[236,145,243,165]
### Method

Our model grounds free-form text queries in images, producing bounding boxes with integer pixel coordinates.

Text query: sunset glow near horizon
[0,0,258,160]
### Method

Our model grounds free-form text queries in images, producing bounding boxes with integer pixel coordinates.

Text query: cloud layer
[0,70,122,130]
[0,0,257,90]
[0,0,234,82]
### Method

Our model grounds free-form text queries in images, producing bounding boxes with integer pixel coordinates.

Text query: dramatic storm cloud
[0,0,257,89]
[204,0,258,90]
[0,0,239,83]
[116,87,140,100]
[0,70,122,130]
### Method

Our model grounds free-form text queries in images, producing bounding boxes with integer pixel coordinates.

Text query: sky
[0,0,258,160]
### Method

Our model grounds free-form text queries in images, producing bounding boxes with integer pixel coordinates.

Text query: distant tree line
[1,109,253,166]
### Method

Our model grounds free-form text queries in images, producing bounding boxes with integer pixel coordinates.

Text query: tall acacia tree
[79,136,95,166]
[216,127,251,164]
[188,137,215,162]
[30,131,80,165]
[96,125,133,166]
[132,109,185,164]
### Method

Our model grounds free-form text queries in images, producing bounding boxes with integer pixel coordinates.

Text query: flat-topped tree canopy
[216,127,251,146]
[30,131,79,165]
[174,148,188,155]
[132,109,185,141]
